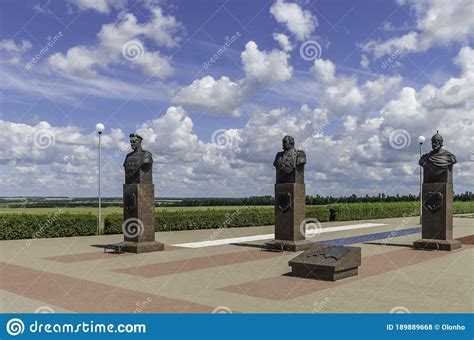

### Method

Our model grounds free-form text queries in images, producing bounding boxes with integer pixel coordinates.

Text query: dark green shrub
[104,201,474,235]
[453,202,474,214]
[328,201,474,221]
[306,206,331,222]
[104,205,332,235]
[0,213,97,240]
[104,213,124,234]
[3,201,473,240]
[328,202,420,221]
[104,207,272,234]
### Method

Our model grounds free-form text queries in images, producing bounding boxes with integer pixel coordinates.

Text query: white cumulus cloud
[270,0,317,41]
[71,0,128,13]
[173,76,244,117]
[362,0,474,58]
[273,32,293,52]
[174,41,293,117]
[48,5,182,79]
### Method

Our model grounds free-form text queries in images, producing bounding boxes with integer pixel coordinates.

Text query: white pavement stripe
[173,223,387,248]
[174,234,274,248]
[306,222,387,235]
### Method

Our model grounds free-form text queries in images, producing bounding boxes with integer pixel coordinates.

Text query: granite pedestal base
[413,238,461,251]
[265,239,314,252]
[414,181,460,251]
[421,182,453,239]
[289,245,361,281]
[122,183,163,254]
[121,240,164,254]
[266,183,311,252]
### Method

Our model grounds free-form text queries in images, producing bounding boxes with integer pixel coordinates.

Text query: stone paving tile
[217,246,471,300]
[113,249,285,278]
[0,262,214,313]
[457,234,474,245]
[0,218,471,313]
[42,245,183,263]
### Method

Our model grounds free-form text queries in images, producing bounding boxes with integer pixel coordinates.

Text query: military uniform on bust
[273,145,306,184]
[124,135,153,184]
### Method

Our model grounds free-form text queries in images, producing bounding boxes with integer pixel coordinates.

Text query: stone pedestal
[413,238,461,251]
[265,183,313,251]
[289,245,361,281]
[413,182,461,251]
[122,183,163,253]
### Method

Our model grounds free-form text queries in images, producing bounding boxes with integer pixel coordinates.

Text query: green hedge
[453,201,474,214]
[0,213,97,240]
[104,202,474,235]
[328,202,420,221]
[328,201,474,221]
[1,201,473,240]
[104,206,331,235]
[306,206,331,222]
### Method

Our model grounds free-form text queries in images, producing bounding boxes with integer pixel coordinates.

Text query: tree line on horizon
[167,191,474,207]
[1,191,473,208]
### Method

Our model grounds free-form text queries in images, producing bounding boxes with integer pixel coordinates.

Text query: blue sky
[0,0,473,197]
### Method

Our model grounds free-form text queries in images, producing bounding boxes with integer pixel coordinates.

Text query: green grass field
[0,205,271,215]
[2,201,472,217]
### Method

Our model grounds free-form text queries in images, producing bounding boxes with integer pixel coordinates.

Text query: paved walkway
[0,216,472,313]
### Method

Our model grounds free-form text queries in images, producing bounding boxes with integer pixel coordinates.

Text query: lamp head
[96,123,105,134]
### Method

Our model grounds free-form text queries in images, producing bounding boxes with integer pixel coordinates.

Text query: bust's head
[130,133,143,151]
[431,131,443,152]
[282,135,295,151]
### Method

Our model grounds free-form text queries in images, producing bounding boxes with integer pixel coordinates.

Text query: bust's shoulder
[441,148,456,156]
[419,151,431,164]
[125,151,135,158]
[275,151,284,158]
[420,151,431,159]
[142,150,153,161]
[441,148,457,162]
[297,149,306,157]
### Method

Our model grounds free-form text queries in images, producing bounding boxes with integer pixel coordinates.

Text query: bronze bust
[273,135,306,184]
[419,131,456,183]
[123,133,153,184]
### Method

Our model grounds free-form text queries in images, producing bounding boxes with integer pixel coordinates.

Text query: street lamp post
[417,136,425,224]
[96,123,105,234]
